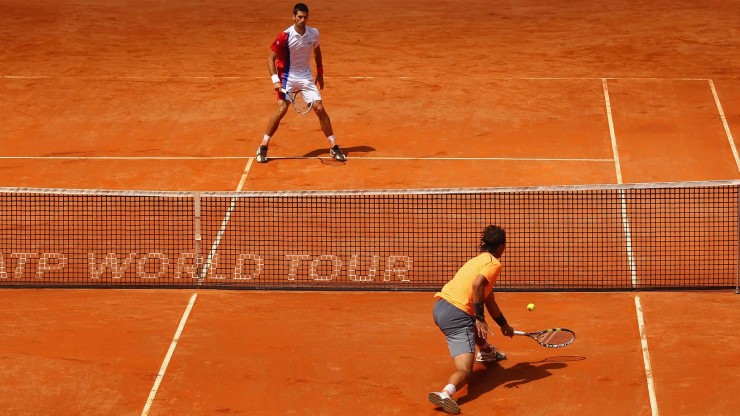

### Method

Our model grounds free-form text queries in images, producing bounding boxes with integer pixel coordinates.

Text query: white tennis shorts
[279,77,322,103]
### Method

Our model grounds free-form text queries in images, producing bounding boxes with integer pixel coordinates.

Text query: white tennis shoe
[476,346,506,363]
[427,391,460,414]
[256,145,268,163]
[329,145,346,162]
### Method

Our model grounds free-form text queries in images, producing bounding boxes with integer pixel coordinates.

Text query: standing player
[256,3,346,163]
[428,225,515,414]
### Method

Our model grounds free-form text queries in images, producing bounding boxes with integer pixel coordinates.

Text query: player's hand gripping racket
[283,89,313,115]
[514,328,575,348]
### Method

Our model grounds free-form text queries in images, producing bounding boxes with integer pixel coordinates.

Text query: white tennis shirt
[271,25,320,81]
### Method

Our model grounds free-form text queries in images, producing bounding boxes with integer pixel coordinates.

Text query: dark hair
[480,225,506,253]
[293,3,309,15]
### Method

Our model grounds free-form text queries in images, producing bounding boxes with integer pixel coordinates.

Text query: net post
[193,192,203,284]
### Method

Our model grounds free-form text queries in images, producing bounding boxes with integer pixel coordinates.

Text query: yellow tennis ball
[527,303,536,312]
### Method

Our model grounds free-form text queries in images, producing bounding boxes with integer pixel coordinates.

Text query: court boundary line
[709,78,740,294]
[199,158,254,279]
[0,75,718,81]
[141,293,198,416]
[707,79,740,174]
[0,156,615,162]
[634,296,660,416]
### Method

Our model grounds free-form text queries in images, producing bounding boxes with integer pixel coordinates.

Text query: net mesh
[1,181,737,290]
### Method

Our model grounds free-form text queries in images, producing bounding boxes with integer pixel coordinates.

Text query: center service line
[141,293,198,416]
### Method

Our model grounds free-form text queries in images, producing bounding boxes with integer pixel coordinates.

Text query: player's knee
[312,101,326,114]
[275,102,289,116]
[456,368,473,380]
[455,362,474,377]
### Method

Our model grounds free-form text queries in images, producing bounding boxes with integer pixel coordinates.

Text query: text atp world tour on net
[0,251,414,282]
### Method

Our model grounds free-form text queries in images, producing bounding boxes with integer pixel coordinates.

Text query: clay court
[1,0,739,415]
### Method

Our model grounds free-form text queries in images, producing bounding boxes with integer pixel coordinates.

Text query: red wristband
[316,66,324,75]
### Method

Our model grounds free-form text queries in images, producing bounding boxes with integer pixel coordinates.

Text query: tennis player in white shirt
[256,2,346,163]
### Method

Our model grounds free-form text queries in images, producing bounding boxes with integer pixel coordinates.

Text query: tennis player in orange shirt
[428,225,515,414]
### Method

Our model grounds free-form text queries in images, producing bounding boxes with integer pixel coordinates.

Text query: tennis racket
[283,89,313,115]
[514,328,575,348]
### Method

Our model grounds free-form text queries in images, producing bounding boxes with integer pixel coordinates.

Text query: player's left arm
[314,45,324,89]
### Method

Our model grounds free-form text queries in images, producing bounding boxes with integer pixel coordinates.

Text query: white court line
[0,156,252,160]
[264,156,614,162]
[0,75,713,81]
[634,296,660,416]
[0,75,245,80]
[0,156,611,161]
[141,293,198,416]
[199,158,254,279]
[708,79,740,175]
[602,79,639,288]
[0,155,614,162]
[235,157,254,191]
[722,82,740,296]
[602,79,624,183]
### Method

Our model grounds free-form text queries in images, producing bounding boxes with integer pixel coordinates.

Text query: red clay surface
[0,290,194,415]
[1,0,739,415]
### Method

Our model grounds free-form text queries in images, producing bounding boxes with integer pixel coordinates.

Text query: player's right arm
[267,51,280,91]
[472,274,491,339]
[485,292,514,337]
[268,32,289,91]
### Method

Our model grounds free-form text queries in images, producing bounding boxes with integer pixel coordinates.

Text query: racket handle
[492,329,526,336]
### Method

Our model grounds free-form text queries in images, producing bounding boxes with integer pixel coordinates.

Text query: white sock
[327,135,336,146]
[442,384,456,396]
[261,134,271,146]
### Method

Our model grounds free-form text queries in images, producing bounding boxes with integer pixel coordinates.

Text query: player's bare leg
[312,100,333,137]
[428,353,471,414]
[448,353,474,393]
[257,99,290,163]
[313,100,346,161]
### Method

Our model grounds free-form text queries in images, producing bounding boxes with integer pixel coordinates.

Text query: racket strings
[536,330,574,346]
[292,91,312,114]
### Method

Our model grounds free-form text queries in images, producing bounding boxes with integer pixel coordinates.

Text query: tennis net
[1,181,738,290]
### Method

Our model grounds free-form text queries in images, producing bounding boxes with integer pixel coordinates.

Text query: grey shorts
[433,299,477,357]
